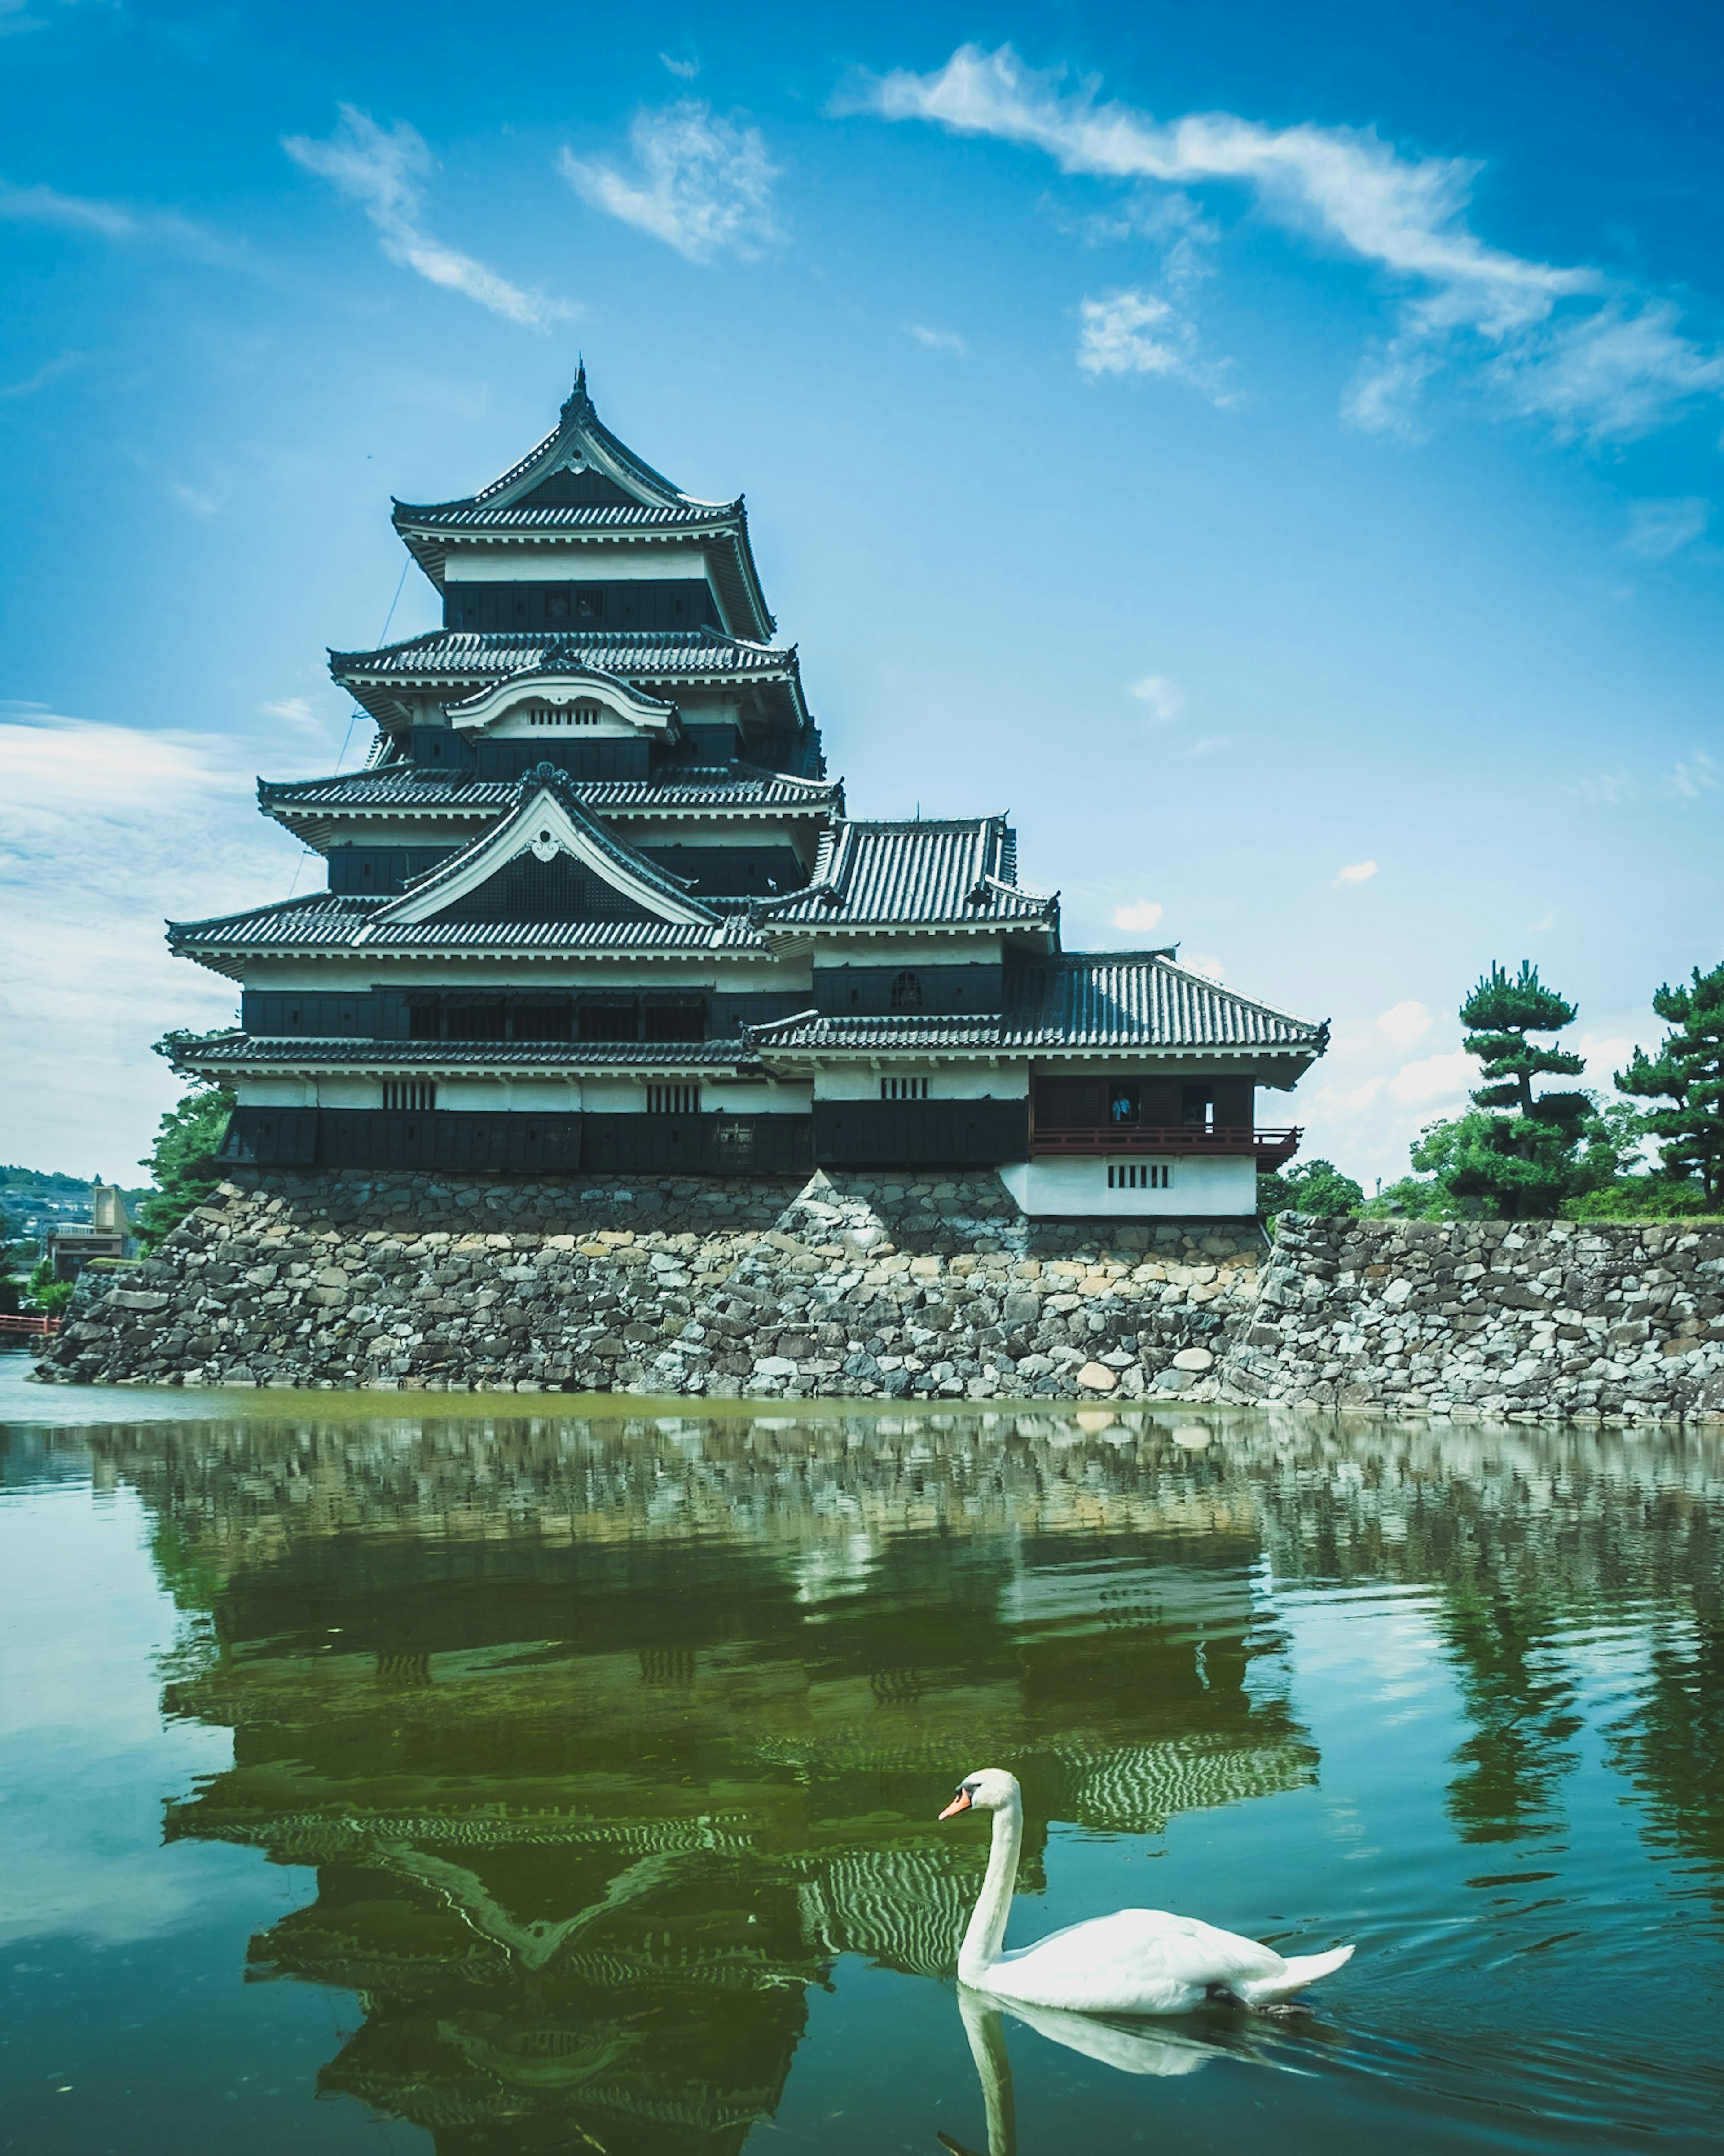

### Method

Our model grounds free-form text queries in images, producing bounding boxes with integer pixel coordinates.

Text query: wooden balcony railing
[1029,1125,1302,1168]
[0,1313,61,1338]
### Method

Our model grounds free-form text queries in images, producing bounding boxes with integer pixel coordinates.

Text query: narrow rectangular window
[383,1080,436,1112]
[1107,1163,1171,1190]
[881,1076,929,1100]
[647,1085,699,1115]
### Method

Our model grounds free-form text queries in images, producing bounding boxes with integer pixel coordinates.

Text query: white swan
[939,1768,1353,2015]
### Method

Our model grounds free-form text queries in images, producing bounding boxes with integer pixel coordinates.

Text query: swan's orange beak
[938,1789,972,1820]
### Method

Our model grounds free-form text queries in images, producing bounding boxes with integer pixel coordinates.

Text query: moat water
[2,1361,1721,2155]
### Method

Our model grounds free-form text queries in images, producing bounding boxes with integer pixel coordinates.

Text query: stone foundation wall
[1223,1216,1724,1423]
[35,1169,1263,1401]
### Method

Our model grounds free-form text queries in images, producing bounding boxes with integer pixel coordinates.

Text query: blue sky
[1,0,1720,1184]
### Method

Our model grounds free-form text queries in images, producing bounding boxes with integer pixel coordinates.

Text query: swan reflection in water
[940,1985,1302,2156]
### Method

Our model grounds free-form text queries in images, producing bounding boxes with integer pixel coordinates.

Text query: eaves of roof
[258,763,843,833]
[751,817,1056,932]
[175,1033,756,1074]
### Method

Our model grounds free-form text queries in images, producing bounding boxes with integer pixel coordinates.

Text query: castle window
[510,1000,573,1042]
[525,701,603,726]
[889,970,923,1012]
[1108,1163,1170,1190]
[445,1001,505,1042]
[1110,1084,1141,1125]
[881,1076,929,1100]
[576,588,604,621]
[383,1080,437,1112]
[647,1085,699,1115]
[578,1000,638,1041]
[642,1001,706,1042]
[544,589,571,622]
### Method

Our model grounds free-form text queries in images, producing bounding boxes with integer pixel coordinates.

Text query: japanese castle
[169,370,1324,1218]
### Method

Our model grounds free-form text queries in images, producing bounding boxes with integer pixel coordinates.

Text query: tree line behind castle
[1261,957,1724,1225]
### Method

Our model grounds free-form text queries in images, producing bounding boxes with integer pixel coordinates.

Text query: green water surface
[1,1362,1720,2154]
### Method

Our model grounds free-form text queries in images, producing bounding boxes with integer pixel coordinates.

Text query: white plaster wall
[435,1079,583,1111]
[582,1079,646,1113]
[700,1081,813,1113]
[315,1078,378,1108]
[487,708,638,739]
[998,1154,1258,1218]
[812,937,1004,969]
[235,1079,314,1107]
[444,545,712,582]
[814,1066,1029,1101]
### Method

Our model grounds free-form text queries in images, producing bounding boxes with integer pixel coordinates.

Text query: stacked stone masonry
[35,1169,1261,1402]
[1224,1216,1724,1424]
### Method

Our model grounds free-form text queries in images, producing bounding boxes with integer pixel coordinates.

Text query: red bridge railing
[1029,1125,1302,1169]
[0,1314,61,1338]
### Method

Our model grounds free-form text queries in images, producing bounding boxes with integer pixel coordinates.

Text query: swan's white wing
[990,1909,1285,2015]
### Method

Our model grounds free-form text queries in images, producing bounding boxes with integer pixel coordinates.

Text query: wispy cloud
[1111,900,1164,933]
[0,179,235,263]
[0,349,79,400]
[905,322,968,355]
[1566,767,1631,806]
[1668,749,1719,800]
[284,106,566,328]
[854,43,1724,441]
[1334,859,1378,886]
[166,477,219,519]
[0,0,114,41]
[1077,287,1235,402]
[560,100,780,263]
[260,697,325,732]
[660,51,699,80]
[1387,1047,1472,1107]
[1185,952,1225,981]
[0,710,303,1171]
[1625,496,1710,559]
[1184,733,1233,757]
[1127,673,1183,722]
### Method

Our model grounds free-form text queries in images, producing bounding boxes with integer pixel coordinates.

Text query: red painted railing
[1029,1125,1302,1168]
[0,1313,61,1337]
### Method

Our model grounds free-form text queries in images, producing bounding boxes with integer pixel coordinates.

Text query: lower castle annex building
[169,373,1326,1221]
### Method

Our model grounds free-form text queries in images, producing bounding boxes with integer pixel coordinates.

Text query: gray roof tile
[180,1034,754,1071]
[743,956,1324,1054]
[330,628,797,679]
[259,763,842,820]
[755,817,1054,930]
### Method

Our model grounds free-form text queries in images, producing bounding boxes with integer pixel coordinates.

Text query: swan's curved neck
[959,1796,1022,1984]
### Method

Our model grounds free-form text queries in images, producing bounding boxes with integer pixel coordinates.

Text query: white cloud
[1387,1048,1473,1108]
[0,710,305,1172]
[1077,287,1234,403]
[660,51,699,79]
[906,322,968,354]
[285,106,565,328]
[1625,497,1710,559]
[1111,900,1164,933]
[1185,734,1232,757]
[1186,952,1225,981]
[1668,749,1719,800]
[1566,767,1630,806]
[0,349,79,399]
[1334,860,1378,885]
[167,477,219,519]
[0,180,235,263]
[1128,673,1183,722]
[1375,998,1432,1051]
[260,697,324,732]
[560,100,780,263]
[856,43,1724,442]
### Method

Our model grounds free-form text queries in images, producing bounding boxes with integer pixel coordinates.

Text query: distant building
[165,372,1324,1219]
[47,1181,135,1279]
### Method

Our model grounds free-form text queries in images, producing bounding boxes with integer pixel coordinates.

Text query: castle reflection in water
[40,1406,1724,2153]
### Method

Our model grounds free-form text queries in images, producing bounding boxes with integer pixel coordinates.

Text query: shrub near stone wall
[1225,1216,1724,1423]
[35,1170,1263,1400]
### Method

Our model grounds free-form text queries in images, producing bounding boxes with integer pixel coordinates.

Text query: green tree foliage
[1614,960,1724,1208]
[135,1071,237,1250]
[1258,1157,1364,1220]
[26,1258,75,1317]
[0,1208,26,1316]
[1437,963,1590,1217]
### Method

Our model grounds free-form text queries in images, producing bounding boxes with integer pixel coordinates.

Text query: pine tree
[1614,960,1724,1208]
[1444,962,1590,1217]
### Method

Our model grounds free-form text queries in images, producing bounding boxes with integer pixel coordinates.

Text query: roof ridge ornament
[560,357,594,427]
